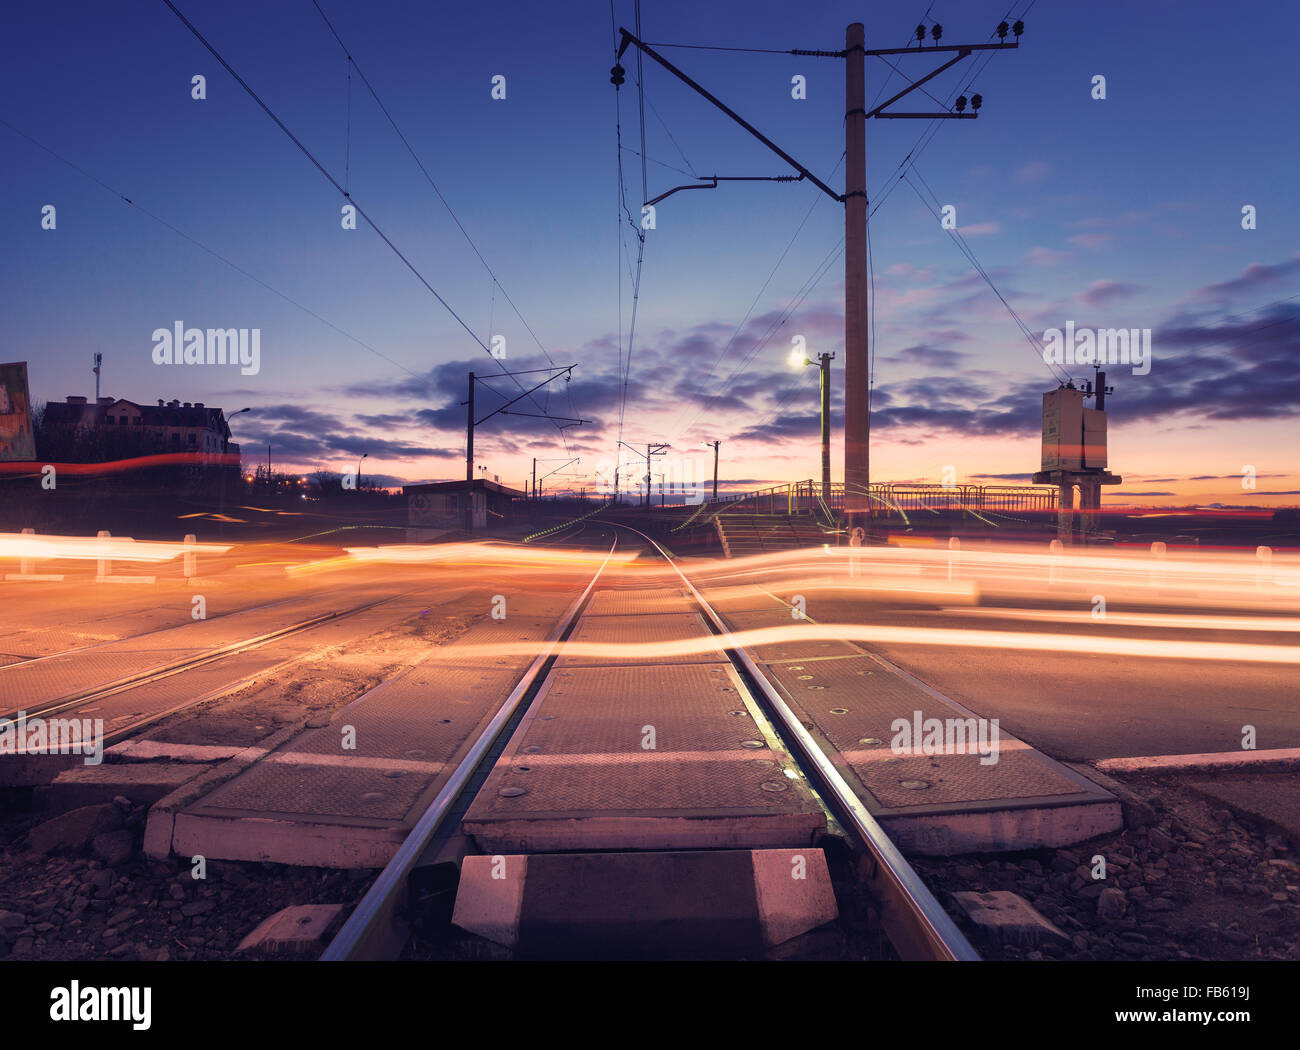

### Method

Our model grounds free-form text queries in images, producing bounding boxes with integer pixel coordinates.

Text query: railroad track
[0,591,413,750]
[325,524,976,961]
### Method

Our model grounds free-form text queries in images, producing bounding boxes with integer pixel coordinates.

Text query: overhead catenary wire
[344,54,352,196]
[160,1,485,351]
[867,0,1037,222]
[670,235,847,446]
[0,117,425,386]
[663,151,846,446]
[902,165,1068,383]
[308,0,575,452]
[633,7,1041,481]
[656,6,1016,455]
[621,145,696,179]
[612,0,650,456]
[644,91,696,178]
[158,0,573,462]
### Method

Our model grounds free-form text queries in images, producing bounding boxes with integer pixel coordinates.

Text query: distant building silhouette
[41,395,239,466]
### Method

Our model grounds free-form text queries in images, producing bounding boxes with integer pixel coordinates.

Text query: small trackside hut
[404,478,524,538]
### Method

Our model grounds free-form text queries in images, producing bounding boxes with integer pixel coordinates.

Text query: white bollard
[848,526,864,578]
[4,527,65,582]
[96,530,112,580]
[1257,545,1272,589]
[1048,538,1063,584]
[20,526,34,575]
[184,533,197,579]
[1149,540,1167,588]
[947,535,960,582]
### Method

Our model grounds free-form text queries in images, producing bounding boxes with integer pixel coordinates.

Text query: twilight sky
[3,0,1298,507]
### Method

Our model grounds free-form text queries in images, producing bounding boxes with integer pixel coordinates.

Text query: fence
[677,480,1058,522]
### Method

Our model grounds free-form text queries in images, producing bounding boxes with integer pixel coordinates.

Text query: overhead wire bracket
[645,173,805,208]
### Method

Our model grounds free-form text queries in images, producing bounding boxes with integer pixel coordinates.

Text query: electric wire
[160,0,573,471]
[902,166,1067,383]
[0,117,425,385]
[308,0,574,454]
[663,152,846,445]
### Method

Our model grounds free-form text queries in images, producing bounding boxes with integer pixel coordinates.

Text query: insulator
[915,25,926,43]
[971,93,983,111]
[610,63,625,86]
[1013,20,1024,36]
[931,23,944,41]
[997,21,1009,40]
[955,95,967,112]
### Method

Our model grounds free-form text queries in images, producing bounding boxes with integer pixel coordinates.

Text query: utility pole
[618,440,668,508]
[92,352,102,402]
[818,351,834,509]
[613,20,1022,531]
[844,23,868,516]
[534,457,579,502]
[462,366,588,534]
[703,440,720,501]
[465,372,475,531]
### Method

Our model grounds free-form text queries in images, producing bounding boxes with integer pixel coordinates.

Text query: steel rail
[0,594,306,672]
[611,522,979,961]
[322,537,620,960]
[0,593,408,723]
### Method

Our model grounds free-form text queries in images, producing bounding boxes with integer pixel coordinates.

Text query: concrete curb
[142,721,305,859]
[1096,748,1300,773]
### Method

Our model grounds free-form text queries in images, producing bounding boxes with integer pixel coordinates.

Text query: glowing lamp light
[789,347,809,369]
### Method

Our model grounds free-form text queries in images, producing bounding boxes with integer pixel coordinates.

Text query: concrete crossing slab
[146,591,583,867]
[556,611,721,667]
[160,663,522,867]
[462,662,826,852]
[701,590,1121,854]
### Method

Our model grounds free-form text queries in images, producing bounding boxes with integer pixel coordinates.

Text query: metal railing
[679,480,1058,523]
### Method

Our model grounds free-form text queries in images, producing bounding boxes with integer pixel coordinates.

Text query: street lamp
[356,452,367,491]
[790,349,835,509]
[222,407,252,516]
[701,440,720,502]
